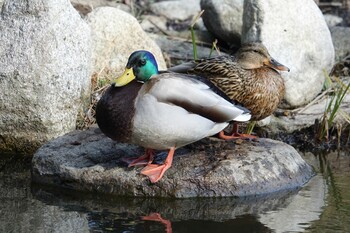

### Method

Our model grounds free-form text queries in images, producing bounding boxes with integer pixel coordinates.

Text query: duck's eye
[140,59,146,66]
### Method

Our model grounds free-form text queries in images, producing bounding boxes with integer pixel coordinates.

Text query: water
[0,150,349,233]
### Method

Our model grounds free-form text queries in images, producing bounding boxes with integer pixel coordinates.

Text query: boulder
[32,127,314,198]
[0,0,91,155]
[150,0,201,21]
[86,7,167,76]
[242,0,334,108]
[200,0,244,46]
[150,34,226,65]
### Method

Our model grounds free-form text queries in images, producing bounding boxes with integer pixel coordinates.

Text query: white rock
[242,0,334,108]
[0,0,91,154]
[150,0,201,21]
[86,7,166,76]
[200,0,244,45]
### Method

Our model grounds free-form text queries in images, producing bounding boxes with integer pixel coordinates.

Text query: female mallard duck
[96,50,251,183]
[169,42,290,139]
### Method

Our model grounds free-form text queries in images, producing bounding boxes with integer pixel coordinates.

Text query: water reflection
[258,175,326,233]
[2,152,345,233]
[30,174,327,233]
[303,150,350,233]
[0,154,89,233]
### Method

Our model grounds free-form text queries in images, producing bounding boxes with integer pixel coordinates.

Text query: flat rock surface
[32,127,314,198]
[267,93,350,134]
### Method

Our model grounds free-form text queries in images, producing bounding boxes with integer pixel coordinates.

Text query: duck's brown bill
[265,58,290,72]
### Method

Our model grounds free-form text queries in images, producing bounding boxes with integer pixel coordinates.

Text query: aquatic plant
[317,71,350,142]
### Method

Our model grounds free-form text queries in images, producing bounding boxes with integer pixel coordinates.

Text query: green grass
[318,72,350,142]
[245,121,256,135]
[190,10,204,60]
[209,39,218,58]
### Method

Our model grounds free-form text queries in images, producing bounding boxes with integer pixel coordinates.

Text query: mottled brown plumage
[170,43,290,121]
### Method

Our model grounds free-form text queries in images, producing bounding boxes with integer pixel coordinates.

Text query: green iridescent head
[114,50,159,87]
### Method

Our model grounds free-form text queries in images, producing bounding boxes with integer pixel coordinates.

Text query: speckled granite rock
[0,0,91,155]
[86,7,166,76]
[200,0,244,46]
[150,0,200,21]
[32,127,314,198]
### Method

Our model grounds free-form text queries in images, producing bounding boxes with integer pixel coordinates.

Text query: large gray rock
[242,0,334,108]
[86,7,167,76]
[150,0,201,21]
[150,34,227,65]
[0,0,91,155]
[200,0,244,46]
[32,127,314,198]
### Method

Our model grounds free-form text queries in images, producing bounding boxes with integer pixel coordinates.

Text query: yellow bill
[113,67,136,87]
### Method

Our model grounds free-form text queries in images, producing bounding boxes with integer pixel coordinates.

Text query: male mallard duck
[96,50,251,183]
[169,42,290,139]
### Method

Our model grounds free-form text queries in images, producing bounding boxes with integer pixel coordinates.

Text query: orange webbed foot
[219,122,257,140]
[219,131,257,140]
[141,147,175,183]
[121,149,155,167]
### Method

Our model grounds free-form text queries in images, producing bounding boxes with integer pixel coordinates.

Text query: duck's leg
[121,149,155,167]
[142,213,172,233]
[141,147,175,183]
[219,123,257,140]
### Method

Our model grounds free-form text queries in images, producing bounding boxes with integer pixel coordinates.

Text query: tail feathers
[233,112,251,122]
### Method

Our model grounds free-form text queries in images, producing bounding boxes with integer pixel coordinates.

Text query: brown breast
[96,81,142,142]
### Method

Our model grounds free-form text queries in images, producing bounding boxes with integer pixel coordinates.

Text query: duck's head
[113,50,159,87]
[236,43,290,72]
